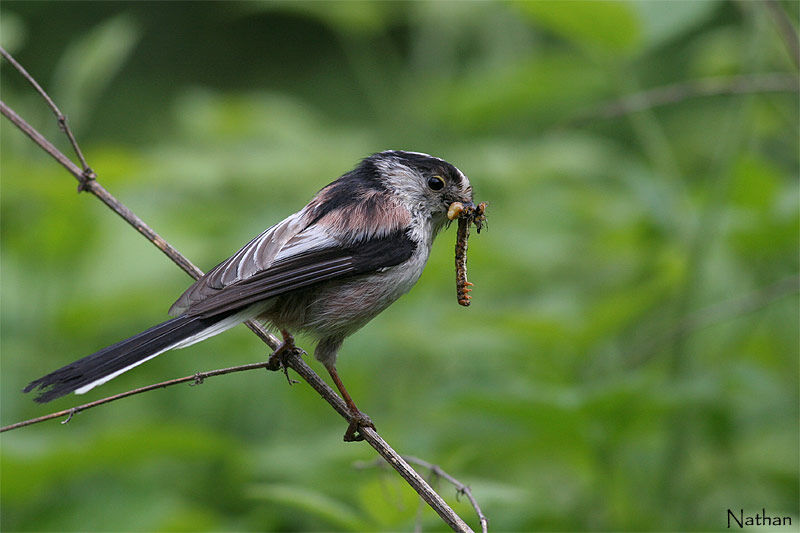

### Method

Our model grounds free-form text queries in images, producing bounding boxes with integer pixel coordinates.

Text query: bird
[24,150,475,440]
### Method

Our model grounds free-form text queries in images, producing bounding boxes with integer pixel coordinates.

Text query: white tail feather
[74,307,262,395]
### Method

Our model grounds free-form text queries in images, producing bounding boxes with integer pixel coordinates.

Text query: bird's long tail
[24,309,247,403]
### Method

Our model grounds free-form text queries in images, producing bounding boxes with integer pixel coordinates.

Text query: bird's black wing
[183,228,416,318]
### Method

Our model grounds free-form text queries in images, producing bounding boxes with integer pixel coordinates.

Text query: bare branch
[763,0,800,69]
[0,99,204,279]
[0,346,471,530]
[1,100,83,181]
[1,97,280,350]
[356,455,489,533]
[0,361,274,433]
[0,48,473,532]
[573,73,799,123]
[0,46,91,170]
[404,456,489,533]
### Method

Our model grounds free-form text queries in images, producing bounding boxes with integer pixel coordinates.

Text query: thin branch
[0,99,205,280]
[763,0,800,69]
[356,455,489,533]
[572,73,799,123]
[0,361,273,433]
[267,350,474,531]
[0,350,471,530]
[0,98,279,348]
[0,46,91,170]
[407,456,488,533]
[0,48,473,532]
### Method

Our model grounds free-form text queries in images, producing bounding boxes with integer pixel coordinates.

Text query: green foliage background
[1,1,797,531]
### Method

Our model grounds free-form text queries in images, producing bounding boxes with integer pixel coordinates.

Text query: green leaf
[513,0,642,52]
[51,14,139,132]
[357,476,419,527]
[247,483,370,531]
[632,0,721,49]
[242,1,395,35]
[0,10,26,54]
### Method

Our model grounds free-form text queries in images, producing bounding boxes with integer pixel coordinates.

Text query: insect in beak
[447,201,476,221]
[448,201,487,306]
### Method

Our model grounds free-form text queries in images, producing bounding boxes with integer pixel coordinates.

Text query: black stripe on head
[379,150,466,189]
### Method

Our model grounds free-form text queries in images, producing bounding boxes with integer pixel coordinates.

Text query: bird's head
[369,150,474,226]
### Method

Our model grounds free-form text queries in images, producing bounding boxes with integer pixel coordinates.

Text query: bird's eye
[427,176,445,191]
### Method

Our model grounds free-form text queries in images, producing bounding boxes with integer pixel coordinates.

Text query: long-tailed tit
[25,150,476,440]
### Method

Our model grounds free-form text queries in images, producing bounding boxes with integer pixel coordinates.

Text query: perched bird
[25,150,475,440]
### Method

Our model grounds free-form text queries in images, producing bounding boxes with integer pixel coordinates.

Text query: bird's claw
[267,331,302,384]
[343,410,375,442]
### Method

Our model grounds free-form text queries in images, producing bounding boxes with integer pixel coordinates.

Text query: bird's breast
[299,244,431,338]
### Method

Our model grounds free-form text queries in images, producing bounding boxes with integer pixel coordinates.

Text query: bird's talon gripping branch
[344,410,375,442]
[267,330,301,384]
[323,361,378,441]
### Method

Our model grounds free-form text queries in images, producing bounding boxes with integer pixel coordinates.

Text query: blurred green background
[1,1,798,531]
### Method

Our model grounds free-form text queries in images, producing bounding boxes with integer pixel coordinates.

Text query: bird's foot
[323,362,374,442]
[267,330,303,384]
[343,410,375,442]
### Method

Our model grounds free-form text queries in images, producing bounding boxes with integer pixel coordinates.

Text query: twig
[763,0,800,69]
[0,46,91,172]
[0,99,205,280]
[0,362,273,433]
[0,48,473,532]
[572,73,799,123]
[407,456,488,533]
[0,89,276,347]
[355,456,489,533]
[275,351,473,532]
